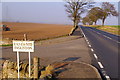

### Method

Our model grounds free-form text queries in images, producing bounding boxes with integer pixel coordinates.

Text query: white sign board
[13,40,34,78]
[13,40,34,52]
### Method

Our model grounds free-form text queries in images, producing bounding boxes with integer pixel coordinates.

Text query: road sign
[13,40,34,78]
[13,40,34,52]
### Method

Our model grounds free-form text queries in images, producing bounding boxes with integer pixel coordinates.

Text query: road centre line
[107,37,112,39]
[117,41,120,43]
[97,32,101,34]
[103,35,107,37]
[98,62,104,68]
[90,29,120,43]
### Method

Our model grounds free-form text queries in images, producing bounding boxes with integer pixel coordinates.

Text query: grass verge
[1,44,13,47]
[1,34,69,46]
[84,25,119,35]
[106,25,120,28]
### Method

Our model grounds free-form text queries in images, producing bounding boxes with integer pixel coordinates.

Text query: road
[80,25,119,79]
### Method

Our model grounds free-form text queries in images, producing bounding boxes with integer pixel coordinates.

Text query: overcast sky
[1,1,119,25]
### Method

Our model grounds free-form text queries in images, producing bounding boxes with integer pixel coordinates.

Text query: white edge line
[98,62,104,68]
[88,44,91,47]
[105,76,110,79]
[87,41,89,44]
[80,26,89,43]
[81,26,111,80]
[105,76,110,78]
[91,48,94,52]
[93,54,98,59]
[86,39,88,42]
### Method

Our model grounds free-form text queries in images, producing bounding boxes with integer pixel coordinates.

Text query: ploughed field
[2,22,72,40]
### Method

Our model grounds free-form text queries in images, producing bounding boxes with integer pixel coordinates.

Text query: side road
[1,28,101,78]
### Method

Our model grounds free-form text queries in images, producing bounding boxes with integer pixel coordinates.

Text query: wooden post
[24,34,27,41]
[33,57,39,79]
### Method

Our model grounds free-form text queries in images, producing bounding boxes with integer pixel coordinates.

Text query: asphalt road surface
[80,25,119,79]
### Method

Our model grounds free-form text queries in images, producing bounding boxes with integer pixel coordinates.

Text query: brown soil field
[2,22,72,40]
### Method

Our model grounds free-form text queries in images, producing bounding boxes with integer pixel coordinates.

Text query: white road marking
[91,48,94,52]
[106,36,111,39]
[86,39,88,42]
[98,62,104,68]
[104,36,120,43]
[91,29,113,40]
[103,35,107,37]
[87,41,90,45]
[107,37,112,39]
[89,29,118,43]
[85,38,89,43]
[117,41,120,43]
[105,76,111,80]
[81,27,112,80]
[80,27,86,37]
[88,44,91,47]
[97,32,100,34]
[93,54,98,59]
[105,76,110,79]
[96,32,120,44]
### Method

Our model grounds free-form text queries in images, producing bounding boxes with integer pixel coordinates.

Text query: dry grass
[2,22,72,40]
[84,25,119,35]
[98,26,119,35]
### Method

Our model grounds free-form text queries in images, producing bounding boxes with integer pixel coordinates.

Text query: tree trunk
[95,21,97,25]
[74,21,78,30]
[74,21,76,27]
[102,18,105,26]
[69,21,78,35]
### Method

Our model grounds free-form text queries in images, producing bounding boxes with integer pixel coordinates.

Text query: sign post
[13,40,34,78]
[29,51,31,77]
[17,51,20,78]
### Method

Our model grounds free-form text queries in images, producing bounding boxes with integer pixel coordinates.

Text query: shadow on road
[63,57,80,62]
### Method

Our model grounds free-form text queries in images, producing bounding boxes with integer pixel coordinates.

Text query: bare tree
[65,0,93,35]
[101,2,119,26]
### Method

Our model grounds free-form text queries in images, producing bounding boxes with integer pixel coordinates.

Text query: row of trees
[64,0,119,35]
[64,1,83,28]
[82,2,118,26]
[65,0,94,35]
